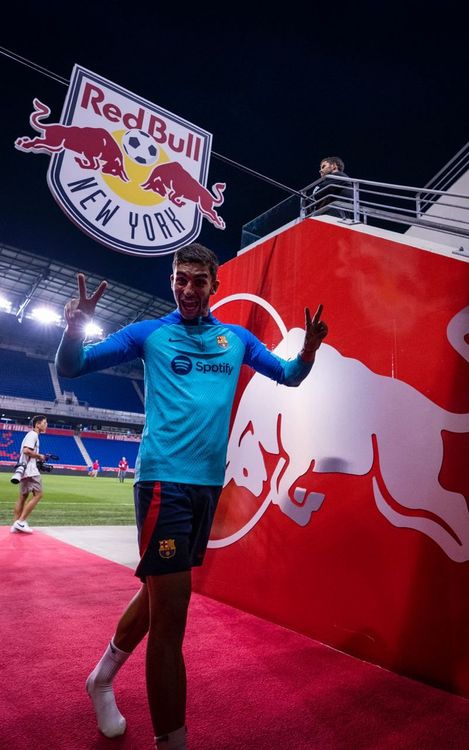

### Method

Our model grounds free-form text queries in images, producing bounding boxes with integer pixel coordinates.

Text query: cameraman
[11,415,48,534]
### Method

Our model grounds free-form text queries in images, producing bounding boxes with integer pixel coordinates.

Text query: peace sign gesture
[64,273,108,337]
[300,303,328,362]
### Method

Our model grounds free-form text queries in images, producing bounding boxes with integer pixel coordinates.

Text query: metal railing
[241,168,469,249]
[420,141,469,209]
[300,175,469,238]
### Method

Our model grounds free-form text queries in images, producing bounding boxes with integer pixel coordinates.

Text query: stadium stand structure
[81,435,140,469]
[58,371,144,413]
[0,349,56,401]
[0,343,145,428]
[0,346,145,412]
[0,427,84,465]
[0,425,139,474]
[0,250,173,470]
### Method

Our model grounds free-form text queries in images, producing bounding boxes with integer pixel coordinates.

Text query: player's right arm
[55,273,143,377]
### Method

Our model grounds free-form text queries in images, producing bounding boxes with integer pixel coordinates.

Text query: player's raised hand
[64,273,108,335]
[300,304,328,362]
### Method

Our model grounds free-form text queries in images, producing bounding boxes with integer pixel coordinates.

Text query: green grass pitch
[0,472,135,526]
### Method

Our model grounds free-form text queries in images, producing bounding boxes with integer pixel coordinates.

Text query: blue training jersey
[56,310,312,485]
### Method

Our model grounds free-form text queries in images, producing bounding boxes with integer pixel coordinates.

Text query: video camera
[37,453,59,474]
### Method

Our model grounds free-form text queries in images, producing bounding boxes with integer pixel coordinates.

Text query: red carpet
[1,526,468,750]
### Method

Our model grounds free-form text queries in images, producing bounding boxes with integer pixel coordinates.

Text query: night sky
[1,3,467,304]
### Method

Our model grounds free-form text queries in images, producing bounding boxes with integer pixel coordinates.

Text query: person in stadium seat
[117,456,128,482]
[11,415,47,534]
[55,243,328,750]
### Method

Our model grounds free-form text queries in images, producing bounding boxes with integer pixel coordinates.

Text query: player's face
[171,262,219,320]
[37,419,47,433]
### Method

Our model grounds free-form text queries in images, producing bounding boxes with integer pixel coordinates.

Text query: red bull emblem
[159,539,176,559]
[209,294,469,564]
[14,65,226,256]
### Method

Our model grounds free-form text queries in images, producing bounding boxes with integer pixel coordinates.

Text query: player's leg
[147,571,191,748]
[148,484,222,749]
[114,582,150,651]
[144,484,221,749]
[86,583,150,737]
[133,481,195,748]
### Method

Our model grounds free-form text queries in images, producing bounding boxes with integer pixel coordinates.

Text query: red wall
[193,219,469,697]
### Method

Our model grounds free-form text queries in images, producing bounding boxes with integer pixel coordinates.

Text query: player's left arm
[241,304,327,387]
[299,304,328,363]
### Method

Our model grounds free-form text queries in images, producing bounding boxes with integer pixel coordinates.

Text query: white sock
[86,638,130,738]
[155,725,188,749]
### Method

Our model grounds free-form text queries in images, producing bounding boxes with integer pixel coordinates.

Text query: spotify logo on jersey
[171,355,193,375]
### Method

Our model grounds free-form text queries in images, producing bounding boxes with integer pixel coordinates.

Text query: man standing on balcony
[312,155,351,219]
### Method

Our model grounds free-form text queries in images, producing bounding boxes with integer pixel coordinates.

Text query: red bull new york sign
[15,65,226,256]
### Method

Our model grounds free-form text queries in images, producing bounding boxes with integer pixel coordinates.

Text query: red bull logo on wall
[192,219,469,697]
[15,65,226,256]
[211,294,469,563]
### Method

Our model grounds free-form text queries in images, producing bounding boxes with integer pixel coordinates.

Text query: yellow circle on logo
[102,130,170,205]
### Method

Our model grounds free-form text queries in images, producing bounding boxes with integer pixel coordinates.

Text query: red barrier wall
[193,219,469,697]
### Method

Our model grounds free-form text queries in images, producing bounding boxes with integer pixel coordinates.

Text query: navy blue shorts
[134,481,222,579]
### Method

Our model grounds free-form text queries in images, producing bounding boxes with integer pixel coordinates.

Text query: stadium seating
[81,437,139,469]
[0,346,144,413]
[0,344,143,471]
[0,349,55,401]
[0,428,139,470]
[58,371,144,413]
[0,429,86,466]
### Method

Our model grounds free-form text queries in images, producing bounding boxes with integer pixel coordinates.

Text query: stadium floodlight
[84,322,104,338]
[0,294,12,312]
[30,306,62,325]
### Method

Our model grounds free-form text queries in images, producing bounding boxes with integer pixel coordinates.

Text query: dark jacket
[312,170,351,218]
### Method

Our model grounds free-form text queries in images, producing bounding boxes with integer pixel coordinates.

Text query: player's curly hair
[173,243,219,281]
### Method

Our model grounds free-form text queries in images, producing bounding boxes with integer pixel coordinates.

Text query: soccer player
[55,243,328,750]
[117,456,128,482]
[11,415,47,534]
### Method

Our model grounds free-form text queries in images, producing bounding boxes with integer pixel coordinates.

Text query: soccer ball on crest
[122,129,159,166]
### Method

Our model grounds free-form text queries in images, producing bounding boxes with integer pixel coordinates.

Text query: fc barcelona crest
[159,539,176,559]
[217,335,229,348]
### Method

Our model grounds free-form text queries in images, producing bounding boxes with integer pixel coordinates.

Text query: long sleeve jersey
[56,309,312,485]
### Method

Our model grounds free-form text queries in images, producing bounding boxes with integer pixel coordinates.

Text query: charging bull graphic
[141,161,225,229]
[15,99,129,181]
[213,299,469,563]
